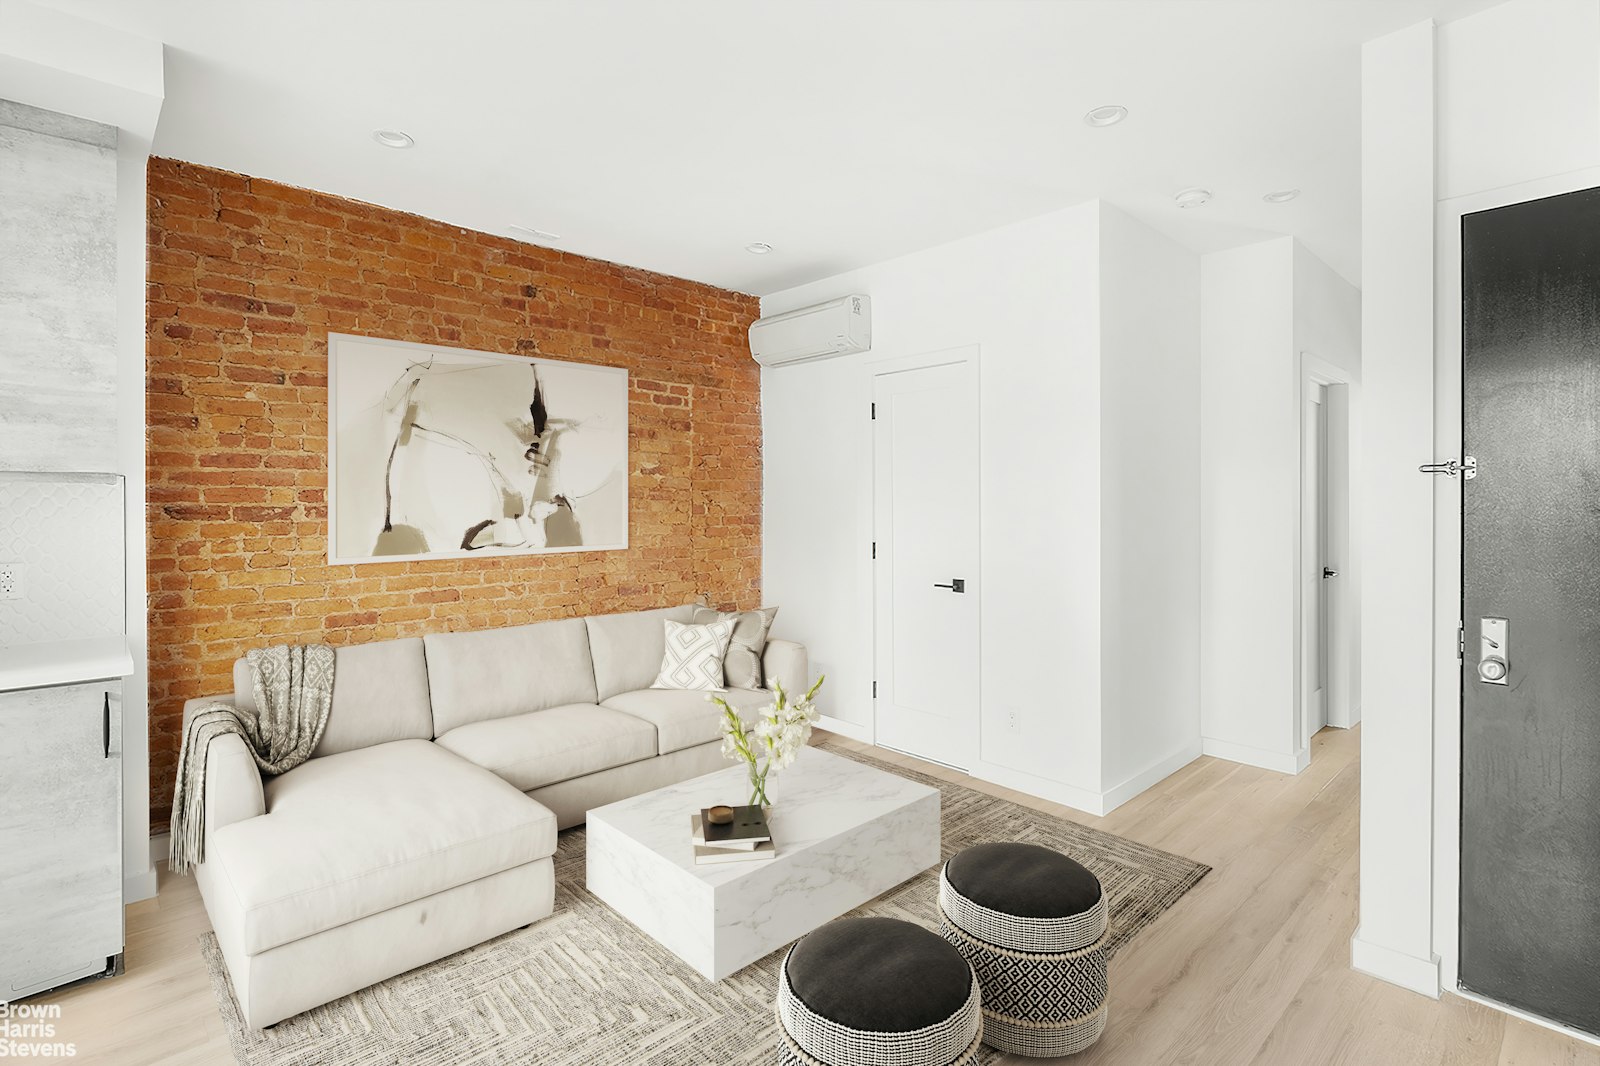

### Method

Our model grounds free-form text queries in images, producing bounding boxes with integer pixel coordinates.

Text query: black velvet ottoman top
[944,842,1102,919]
[785,916,972,1033]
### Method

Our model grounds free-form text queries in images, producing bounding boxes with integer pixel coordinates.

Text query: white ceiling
[46,0,1499,295]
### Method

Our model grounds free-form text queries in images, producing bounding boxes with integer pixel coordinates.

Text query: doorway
[1299,358,1355,761]
[871,350,980,770]
[1303,381,1330,740]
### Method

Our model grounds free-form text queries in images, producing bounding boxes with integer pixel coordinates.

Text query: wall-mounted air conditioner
[749,295,871,367]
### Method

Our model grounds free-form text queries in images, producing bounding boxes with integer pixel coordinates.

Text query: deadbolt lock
[1478,618,1508,685]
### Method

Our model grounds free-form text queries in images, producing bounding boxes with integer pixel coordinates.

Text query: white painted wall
[763,202,1106,799]
[1354,16,1442,999]
[1098,205,1203,803]
[1436,0,1600,202]
[1360,0,1600,1005]
[116,129,154,904]
[763,200,1202,813]
[1198,238,1299,769]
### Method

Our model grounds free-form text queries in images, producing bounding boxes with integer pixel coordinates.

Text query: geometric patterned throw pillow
[651,618,737,691]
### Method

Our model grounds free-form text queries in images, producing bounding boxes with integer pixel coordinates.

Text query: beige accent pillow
[693,606,779,690]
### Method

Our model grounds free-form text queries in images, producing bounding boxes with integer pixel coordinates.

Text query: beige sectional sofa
[181,603,806,1028]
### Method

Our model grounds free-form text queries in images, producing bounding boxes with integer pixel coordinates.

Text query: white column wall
[1098,203,1203,805]
[1352,18,1440,997]
[1197,238,1299,771]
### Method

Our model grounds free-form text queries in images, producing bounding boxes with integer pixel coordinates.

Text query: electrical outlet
[0,561,21,601]
[1007,709,1020,732]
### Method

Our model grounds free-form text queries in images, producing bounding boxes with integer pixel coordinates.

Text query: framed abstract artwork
[328,333,628,563]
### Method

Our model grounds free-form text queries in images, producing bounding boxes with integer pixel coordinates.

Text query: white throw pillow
[651,618,736,691]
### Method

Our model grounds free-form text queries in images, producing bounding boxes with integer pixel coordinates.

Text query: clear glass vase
[747,761,771,808]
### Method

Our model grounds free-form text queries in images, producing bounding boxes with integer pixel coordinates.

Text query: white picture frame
[327,333,629,564]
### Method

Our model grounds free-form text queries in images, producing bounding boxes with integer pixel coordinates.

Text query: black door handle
[933,579,966,593]
[103,692,110,759]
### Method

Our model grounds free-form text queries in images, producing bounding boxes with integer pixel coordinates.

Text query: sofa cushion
[234,637,433,758]
[434,703,658,791]
[205,739,555,955]
[423,617,597,735]
[585,604,696,702]
[604,686,773,755]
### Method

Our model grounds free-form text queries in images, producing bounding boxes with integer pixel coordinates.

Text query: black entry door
[1460,186,1600,1034]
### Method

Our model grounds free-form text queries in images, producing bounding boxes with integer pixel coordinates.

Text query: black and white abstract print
[329,334,627,562]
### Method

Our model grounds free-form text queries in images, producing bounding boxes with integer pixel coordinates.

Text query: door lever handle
[933,579,966,593]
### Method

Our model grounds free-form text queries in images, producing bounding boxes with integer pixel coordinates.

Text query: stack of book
[690,804,775,865]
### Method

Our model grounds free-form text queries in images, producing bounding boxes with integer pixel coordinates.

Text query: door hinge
[1458,623,1465,661]
[871,402,876,421]
[872,681,877,699]
[871,541,876,559]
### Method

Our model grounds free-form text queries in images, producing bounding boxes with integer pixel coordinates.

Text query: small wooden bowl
[706,805,736,825]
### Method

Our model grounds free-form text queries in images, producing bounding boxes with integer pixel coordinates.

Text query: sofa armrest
[180,695,266,835]
[763,639,809,698]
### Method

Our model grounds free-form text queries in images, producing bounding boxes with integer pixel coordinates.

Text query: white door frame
[1297,352,1357,764]
[858,345,981,758]
[1430,166,1600,1025]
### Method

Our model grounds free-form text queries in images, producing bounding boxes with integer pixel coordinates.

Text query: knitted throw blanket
[169,644,336,875]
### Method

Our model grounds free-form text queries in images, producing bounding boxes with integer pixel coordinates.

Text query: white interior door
[1302,382,1330,744]
[872,359,979,769]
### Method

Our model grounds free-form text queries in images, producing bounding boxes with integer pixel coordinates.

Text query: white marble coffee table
[585,746,940,981]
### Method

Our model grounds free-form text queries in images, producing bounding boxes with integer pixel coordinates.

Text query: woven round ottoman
[938,842,1108,1057]
[775,916,983,1066]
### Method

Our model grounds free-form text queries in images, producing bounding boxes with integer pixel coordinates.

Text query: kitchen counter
[0,635,134,692]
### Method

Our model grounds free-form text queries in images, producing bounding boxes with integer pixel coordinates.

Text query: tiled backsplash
[0,471,124,647]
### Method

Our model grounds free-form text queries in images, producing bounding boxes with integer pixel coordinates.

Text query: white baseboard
[123,833,166,903]
[124,863,157,904]
[1100,742,1203,814]
[1350,931,1440,998]
[815,714,872,744]
[1201,737,1304,775]
[968,759,1109,817]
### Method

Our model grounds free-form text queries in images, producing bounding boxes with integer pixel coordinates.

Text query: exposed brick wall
[146,158,761,831]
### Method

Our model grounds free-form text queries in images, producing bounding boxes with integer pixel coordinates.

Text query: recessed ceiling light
[1174,187,1212,209]
[509,224,562,243]
[1083,105,1128,128]
[1263,188,1301,203]
[372,129,414,149]
[745,242,774,255]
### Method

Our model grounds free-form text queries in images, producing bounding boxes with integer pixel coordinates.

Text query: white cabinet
[0,680,123,998]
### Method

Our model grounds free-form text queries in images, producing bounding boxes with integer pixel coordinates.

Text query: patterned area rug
[203,748,1209,1065]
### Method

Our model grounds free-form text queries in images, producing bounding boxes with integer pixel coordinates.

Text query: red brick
[143,156,761,832]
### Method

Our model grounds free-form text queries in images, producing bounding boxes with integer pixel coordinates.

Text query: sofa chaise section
[185,636,557,1029]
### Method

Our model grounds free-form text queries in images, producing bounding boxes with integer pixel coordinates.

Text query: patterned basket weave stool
[937,842,1109,1057]
[775,916,983,1066]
